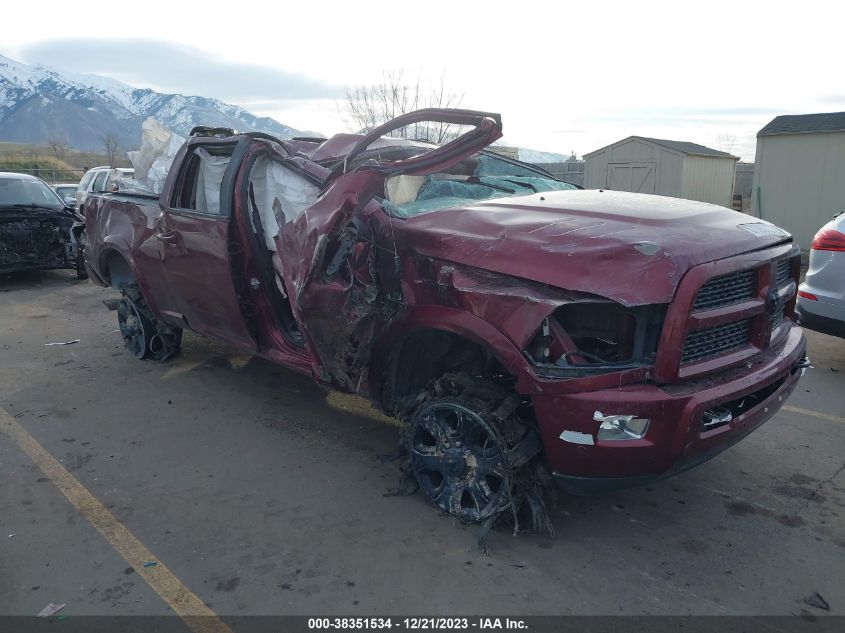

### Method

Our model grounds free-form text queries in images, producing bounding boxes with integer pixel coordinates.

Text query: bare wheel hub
[117,297,149,359]
[408,401,507,522]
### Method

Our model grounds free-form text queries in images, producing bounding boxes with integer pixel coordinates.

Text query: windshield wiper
[464,177,515,194]
[502,179,538,193]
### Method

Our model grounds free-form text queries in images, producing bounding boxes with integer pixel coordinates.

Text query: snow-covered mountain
[0,54,313,151]
[518,148,570,163]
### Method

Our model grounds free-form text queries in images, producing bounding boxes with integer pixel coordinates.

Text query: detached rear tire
[117,286,182,361]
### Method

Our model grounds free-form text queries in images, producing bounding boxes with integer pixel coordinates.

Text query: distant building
[530,160,585,187]
[734,162,755,212]
[752,111,845,249]
[584,136,738,207]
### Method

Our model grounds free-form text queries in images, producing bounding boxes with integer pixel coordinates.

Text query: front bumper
[796,298,845,338]
[531,326,807,494]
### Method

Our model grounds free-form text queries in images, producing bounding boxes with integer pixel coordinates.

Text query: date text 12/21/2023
[307,617,528,630]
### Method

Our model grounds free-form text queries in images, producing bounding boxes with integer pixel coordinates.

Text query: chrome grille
[776,258,792,288]
[682,319,752,363]
[693,270,755,311]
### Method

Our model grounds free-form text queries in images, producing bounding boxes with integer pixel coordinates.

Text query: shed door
[606,162,656,193]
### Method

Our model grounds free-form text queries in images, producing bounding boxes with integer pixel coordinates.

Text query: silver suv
[797,213,845,338]
[75,167,134,213]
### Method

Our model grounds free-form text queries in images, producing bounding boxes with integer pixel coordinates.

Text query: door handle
[156,232,178,244]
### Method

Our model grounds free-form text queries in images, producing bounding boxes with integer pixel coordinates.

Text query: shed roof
[584,136,737,159]
[638,137,736,158]
[758,111,845,137]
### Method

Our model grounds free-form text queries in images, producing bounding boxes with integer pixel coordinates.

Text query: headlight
[525,302,666,377]
[594,411,650,440]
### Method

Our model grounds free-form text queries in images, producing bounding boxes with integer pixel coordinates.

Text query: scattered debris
[37,603,66,618]
[142,561,158,568]
[44,340,80,346]
[803,593,830,611]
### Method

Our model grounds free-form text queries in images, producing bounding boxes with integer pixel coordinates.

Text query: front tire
[405,374,552,536]
[409,399,508,522]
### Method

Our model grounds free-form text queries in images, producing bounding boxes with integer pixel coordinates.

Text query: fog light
[594,411,650,440]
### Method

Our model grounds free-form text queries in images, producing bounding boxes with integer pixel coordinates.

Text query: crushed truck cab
[83,109,807,528]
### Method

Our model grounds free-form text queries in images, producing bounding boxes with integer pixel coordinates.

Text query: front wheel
[409,399,508,522]
[405,374,552,536]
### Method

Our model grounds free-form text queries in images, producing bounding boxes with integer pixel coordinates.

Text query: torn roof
[758,111,845,137]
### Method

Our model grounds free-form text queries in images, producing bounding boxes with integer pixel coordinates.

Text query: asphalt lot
[1,270,844,620]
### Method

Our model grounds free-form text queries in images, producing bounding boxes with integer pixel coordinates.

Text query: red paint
[811,227,845,251]
[83,109,807,488]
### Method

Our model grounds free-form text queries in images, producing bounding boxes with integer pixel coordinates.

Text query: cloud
[819,95,845,106]
[15,38,342,103]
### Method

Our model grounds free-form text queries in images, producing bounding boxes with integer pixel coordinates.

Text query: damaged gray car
[0,172,86,278]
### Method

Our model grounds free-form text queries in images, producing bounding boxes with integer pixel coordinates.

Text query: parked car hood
[402,190,792,306]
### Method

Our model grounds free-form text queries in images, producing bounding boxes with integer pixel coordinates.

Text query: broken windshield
[379,152,577,218]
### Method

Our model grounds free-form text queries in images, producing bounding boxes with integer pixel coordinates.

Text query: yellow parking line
[1,407,232,633]
[783,405,845,424]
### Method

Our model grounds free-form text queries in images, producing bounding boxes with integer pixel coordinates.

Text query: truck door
[154,140,256,350]
[277,109,503,391]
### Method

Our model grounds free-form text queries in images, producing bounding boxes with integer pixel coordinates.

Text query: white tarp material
[125,118,186,194]
[249,155,319,250]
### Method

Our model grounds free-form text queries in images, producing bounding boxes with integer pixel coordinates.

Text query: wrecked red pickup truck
[84,109,808,529]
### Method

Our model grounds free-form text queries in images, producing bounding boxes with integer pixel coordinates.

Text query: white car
[797,213,845,338]
[75,167,134,213]
[50,183,79,206]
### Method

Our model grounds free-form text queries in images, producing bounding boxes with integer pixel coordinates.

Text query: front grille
[1,223,39,252]
[682,318,752,363]
[776,258,792,288]
[693,270,755,311]
[0,220,62,267]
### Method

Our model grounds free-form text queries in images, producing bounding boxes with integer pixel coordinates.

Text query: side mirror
[63,195,76,206]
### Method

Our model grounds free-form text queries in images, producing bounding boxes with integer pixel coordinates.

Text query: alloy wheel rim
[409,402,507,521]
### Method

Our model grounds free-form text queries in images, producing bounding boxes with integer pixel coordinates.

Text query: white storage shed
[584,136,738,207]
[751,111,845,250]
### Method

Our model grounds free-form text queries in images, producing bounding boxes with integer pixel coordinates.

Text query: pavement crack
[794,461,845,518]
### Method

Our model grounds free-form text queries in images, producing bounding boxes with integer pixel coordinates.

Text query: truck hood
[402,189,792,305]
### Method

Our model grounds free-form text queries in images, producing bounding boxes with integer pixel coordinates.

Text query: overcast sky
[3,0,842,160]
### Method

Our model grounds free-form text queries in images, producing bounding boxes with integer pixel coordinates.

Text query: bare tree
[47,136,70,162]
[101,133,120,167]
[340,70,464,144]
[717,133,737,155]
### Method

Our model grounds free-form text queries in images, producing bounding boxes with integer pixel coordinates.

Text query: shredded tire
[395,372,554,552]
[119,285,182,362]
